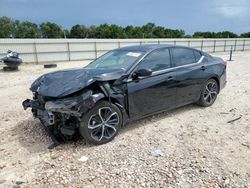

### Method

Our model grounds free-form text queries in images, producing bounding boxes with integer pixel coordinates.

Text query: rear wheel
[197,79,219,107]
[79,101,122,145]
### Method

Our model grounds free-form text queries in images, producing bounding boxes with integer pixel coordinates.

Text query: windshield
[86,50,145,70]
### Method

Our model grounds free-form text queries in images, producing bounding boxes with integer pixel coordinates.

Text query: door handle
[167,76,174,81]
[200,66,207,71]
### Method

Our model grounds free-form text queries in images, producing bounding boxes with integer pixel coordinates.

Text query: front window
[86,50,145,70]
[137,48,171,71]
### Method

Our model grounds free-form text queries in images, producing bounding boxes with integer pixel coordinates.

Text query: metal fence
[0,38,249,64]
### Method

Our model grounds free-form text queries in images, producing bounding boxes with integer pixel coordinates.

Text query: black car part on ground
[1,50,23,71]
[44,64,57,68]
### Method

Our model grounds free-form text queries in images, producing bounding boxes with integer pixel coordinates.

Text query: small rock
[16,180,24,185]
[0,164,6,169]
[50,154,57,159]
[151,149,164,157]
[78,156,88,162]
[175,133,184,140]
[242,142,250,148]
[0,179,6,184]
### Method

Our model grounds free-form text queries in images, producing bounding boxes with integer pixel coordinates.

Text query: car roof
[116,44,187,52]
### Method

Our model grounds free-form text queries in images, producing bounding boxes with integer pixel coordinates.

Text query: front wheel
[79,101,122,145]
[197,79,219,107]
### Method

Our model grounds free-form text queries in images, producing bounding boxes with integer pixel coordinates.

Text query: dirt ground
[0,51,249,187]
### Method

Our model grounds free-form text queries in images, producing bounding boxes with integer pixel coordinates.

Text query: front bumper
[22,91,106,147]
[22,99,44,110]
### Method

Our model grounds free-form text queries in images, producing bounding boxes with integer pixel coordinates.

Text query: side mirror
[133,68,152,78]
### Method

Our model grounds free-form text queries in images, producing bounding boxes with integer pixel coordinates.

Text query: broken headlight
[45,90,92,112]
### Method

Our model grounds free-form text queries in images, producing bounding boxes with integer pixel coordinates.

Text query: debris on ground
[78,155,89,162]
[151,149,164,157]
[175,133,184,140]
[227,115,242,123]
[241,142,250,148]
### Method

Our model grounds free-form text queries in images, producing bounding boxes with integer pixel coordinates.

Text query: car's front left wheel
[79,101,122,145]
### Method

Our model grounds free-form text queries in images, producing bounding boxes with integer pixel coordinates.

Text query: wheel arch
[209,76,220,93]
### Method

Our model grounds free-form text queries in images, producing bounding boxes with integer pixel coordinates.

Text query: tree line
[0,16,249,39]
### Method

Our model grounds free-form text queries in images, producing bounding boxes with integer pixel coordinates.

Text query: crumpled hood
[30,68,125,98]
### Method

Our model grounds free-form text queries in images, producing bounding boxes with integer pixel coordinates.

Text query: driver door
[127,48,177,119]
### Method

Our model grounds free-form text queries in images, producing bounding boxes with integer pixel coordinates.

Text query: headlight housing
[45,90,93,112]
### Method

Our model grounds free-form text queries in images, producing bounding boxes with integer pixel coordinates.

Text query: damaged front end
[22,90,104,148]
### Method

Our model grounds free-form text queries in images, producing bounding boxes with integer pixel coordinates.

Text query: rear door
[127,48,177,119]
[170,47,205,106]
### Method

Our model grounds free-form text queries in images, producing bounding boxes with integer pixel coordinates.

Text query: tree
[62,29,70,38]
[152,26,165,38]
[124,25,143,38]
[108,24,125,38]
[0,16,15,38]
[184,35,192,38]
[240,32,250,38]
[15,21,40,38]
[193,31,238,38]
[165,29,185,38]
[1,16,249,39]
[215,31,238,38]
[70,24,89,38]
[141,23,155,38]
[40,22,63,38]
[88,24,125,38]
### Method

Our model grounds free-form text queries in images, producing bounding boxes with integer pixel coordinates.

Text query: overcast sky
[0,0,249,34]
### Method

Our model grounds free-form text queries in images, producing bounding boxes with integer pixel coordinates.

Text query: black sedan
[23,45,227,146]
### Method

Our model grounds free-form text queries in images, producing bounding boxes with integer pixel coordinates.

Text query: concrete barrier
[0,38,249,64]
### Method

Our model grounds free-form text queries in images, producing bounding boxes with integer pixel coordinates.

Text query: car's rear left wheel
[79,101,122,145]
[197,79,219,107]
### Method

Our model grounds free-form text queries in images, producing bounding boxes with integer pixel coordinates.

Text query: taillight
[223,60,227,69]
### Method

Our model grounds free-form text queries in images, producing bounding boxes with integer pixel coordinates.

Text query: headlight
[45,90,93,111]
[45,98,78,110]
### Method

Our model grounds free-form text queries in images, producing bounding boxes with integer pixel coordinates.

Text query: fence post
[67,42,71,61]
[174,40,176,45]
[224,40,226,52]
[201,40,203,51]
[234,40,237,51]
[118,41,121,48]
[188,40,190,47]
[33,42,38,64]
[94,42,97,58]
[228,46,233,61]
[213,40,216,53]
[243,40,245,51]
[158,40,160,44]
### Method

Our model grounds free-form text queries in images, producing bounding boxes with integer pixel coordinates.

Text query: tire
[79,101,122,145]
[44,64,57,68]
[3,66,18,71]
[197,79,219,107]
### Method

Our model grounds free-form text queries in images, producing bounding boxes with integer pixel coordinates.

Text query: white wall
[0,38,249,64]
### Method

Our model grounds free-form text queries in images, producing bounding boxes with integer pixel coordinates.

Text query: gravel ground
[0,52,249,187]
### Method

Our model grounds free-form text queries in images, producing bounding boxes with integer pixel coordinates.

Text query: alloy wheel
[203,81,218,104]
[87,107,119,142]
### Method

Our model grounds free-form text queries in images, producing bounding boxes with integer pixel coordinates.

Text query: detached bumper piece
[22,91,96,149]
[22,99,44,110]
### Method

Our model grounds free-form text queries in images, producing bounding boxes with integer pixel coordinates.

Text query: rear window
[194,50,202,61]
[202,52,214,62]
[172,48,196,67]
